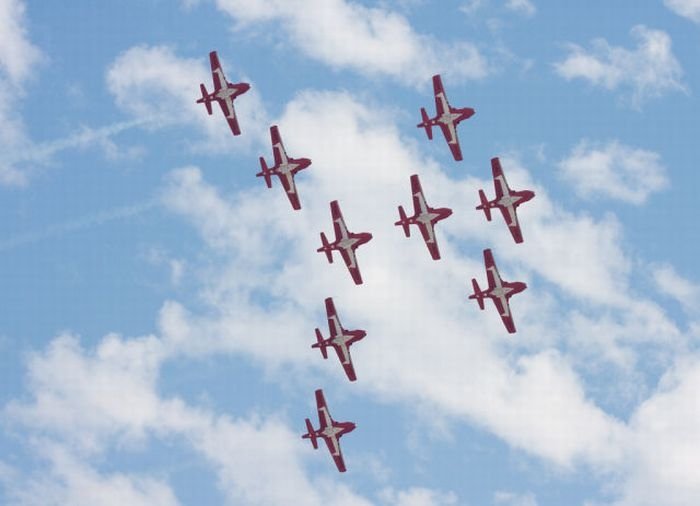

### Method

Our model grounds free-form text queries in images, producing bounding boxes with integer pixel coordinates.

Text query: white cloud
[664,0,700,23]
[0,443,180,506]
[214,0,489,85]
[106,45,269,153]
[380,487,458,506]
[494,491,538,506]
[558,140,669,204]
[504,0,536,16]
[5,331,377,506]
[0,0,42,85]
[653,264,700,313]
[612,357,700,506]
[554,25,686,106]
[159,91,637,470]
[0,0,42,185]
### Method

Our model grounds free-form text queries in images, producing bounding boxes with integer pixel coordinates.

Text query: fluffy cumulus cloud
[494,491,538,506]
[504,0,536,16]
[160,90,672,466]
[554,25,686,106]
[0,443,180,506]
[653,264,700,314]
[664,0,700,23]
[3,331,378,506]
[214,0,489,85]
[155,89,700,503]
[106,45,269,153]
[557,140,669,204]
[0,0,43,185]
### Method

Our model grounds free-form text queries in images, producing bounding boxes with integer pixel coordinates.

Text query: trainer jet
[256,125,311,210]
[395,174,453,260]
[317,201,373,285]
[469,249,527,334]
[313,297,366,381]
[476,157,535,244]
[196,51,250,136]
[302,389,356,472]
[417,74,475,161]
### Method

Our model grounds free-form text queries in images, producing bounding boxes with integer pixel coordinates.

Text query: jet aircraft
[476,157,535,243]
[417,74,475,161]
[313,297,366,381]
[395,174,453,260]
[302,389,356,472]
[196,51,250,136]
[257,125,311,210]
[317,201,373,285]
[469,248,527,334]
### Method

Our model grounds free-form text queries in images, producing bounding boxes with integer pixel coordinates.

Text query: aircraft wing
[432,74,448,116]
[277,171,301,210]
[330,201,349,241]
[491,158,510,199]
[216,97,241,136]
[438,123,463,161]
[270,125,287,166]
[491,294,516,333]
[498,206,523,243]
[418,222,441,260]
[333,344,357,382]
[322,436,347,472]
[410,175,427,215]
[315,389,333,431]
[483,248,501,291]
[209,51,226,91]
[339,248,363,285]
[325,298,342,337]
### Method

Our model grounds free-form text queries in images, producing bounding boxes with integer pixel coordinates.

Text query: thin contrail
[0,198,159,252]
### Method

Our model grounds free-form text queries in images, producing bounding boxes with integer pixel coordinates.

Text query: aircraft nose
[241,82,251,92]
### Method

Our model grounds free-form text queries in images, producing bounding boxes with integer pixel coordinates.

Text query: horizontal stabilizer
[257,157,273,188]
[477,189,492,221]
[313,328,328,359]
[470,278,485,310]
[319,232,333,263]
[302,418,318,449]
[418,107,433,140]
[395,206,411,237]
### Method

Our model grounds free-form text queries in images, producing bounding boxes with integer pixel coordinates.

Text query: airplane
[317,201,373,285]
[312,297,366,381]
[196,51,250,136]
[256,125,311,210]
[302,389,356,472]
[469,248,527,334]
[395,174,453,260]
[417,74,475,161]
[476,157,535,244]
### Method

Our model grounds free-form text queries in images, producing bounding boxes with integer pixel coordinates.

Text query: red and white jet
[476,157,535,244]
[302,389,356,472]
[417,74,475,161]
[395,174,453,260]
[313,297,366,381]
[317,201,373,285]
[196,51,250,136]
[469,249,527,334]
[256,125,311,210]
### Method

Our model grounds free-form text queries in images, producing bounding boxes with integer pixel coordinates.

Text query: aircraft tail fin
[302,419,318,449]
[470,278,485,310]
[197,84,213,115]
[257,157,273,188]
[395,205,411,237]
[477,189,492,221]
[319,232,333,263]
[418,108,433,140]
[312,328,329,359]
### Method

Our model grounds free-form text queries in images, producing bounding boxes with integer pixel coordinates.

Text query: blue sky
[1,0,700,505]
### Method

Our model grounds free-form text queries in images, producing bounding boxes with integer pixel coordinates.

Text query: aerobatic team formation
[197,51,536,473]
